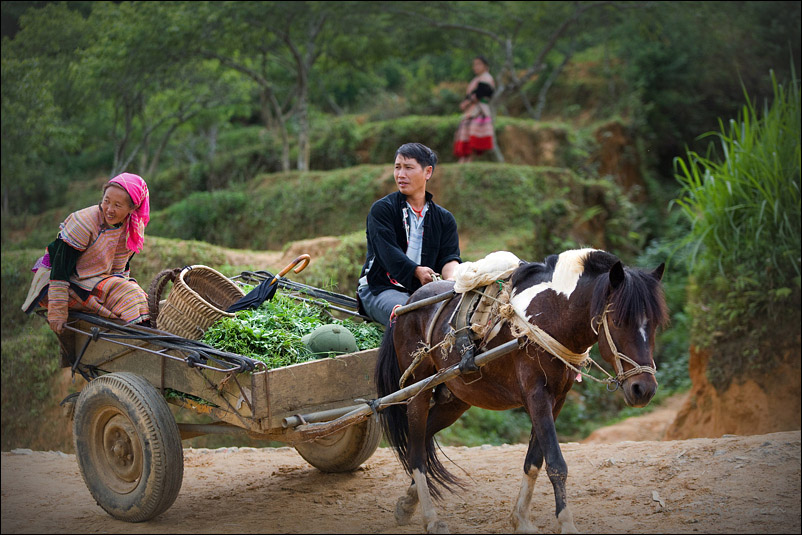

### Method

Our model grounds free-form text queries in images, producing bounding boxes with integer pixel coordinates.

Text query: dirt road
[2,428,799,534]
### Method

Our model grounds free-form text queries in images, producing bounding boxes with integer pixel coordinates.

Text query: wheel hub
[96,413,143,492]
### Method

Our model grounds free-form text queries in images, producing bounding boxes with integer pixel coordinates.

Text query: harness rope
[397,281,656,390]
[483,284,656,388]
[594,307,657,384]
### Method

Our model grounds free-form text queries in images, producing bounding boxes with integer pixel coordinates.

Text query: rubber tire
[73,372,184,522]
[294,415,382,473]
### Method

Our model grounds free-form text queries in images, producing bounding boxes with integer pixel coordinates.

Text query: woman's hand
[48,318,67,335]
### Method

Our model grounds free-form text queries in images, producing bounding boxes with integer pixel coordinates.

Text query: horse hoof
[427,520,450,534]
[558,508,579,534]
[395,497,416,526]
[511,516,536,534]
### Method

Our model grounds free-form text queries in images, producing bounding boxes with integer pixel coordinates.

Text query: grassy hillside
[146,162,644,259]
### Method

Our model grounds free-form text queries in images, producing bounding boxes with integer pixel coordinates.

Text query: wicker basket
[154,265,245,340]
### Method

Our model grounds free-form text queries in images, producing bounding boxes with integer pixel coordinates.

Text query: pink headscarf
[108,173,150,253]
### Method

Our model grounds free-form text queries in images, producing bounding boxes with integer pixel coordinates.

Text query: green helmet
[301,324,358,355]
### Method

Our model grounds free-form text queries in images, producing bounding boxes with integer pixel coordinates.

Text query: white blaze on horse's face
[510,248,598,320]
[639,317,658,369]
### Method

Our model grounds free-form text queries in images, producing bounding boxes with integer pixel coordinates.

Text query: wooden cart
[55,310,382,523]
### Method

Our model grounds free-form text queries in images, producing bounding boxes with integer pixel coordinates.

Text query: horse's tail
[374,320,461,499]
[374,321,410,471]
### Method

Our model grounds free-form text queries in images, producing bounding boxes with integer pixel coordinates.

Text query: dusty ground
[2,398,799,535]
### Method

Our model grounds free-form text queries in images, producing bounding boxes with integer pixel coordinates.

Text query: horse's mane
[588,250,669,328]
[511,249,617,288]
[509,254,559,286]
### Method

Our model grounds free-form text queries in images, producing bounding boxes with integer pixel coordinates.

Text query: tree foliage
[1,1,799,218]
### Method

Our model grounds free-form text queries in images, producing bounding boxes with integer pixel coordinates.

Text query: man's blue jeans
[357,285,410,326]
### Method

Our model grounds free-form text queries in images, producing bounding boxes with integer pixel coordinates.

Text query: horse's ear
[609,261,625,289]
[651,262,665,281]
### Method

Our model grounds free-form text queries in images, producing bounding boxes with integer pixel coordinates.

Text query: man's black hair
[395,142,438,171]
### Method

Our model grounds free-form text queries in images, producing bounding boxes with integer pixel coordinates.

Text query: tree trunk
[296,88,310,171]
[260,87,291,172]
[146,122,181,179]
[533,52,572,121]
[489,103,505,163]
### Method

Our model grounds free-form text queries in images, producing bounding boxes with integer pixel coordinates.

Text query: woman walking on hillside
[453,55,496,163]
[22,173,152,334]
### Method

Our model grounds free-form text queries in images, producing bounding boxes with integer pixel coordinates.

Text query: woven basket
[153,265,245,340]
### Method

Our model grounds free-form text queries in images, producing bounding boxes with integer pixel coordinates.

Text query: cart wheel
[73,372,183,522]
[294,415,382,473]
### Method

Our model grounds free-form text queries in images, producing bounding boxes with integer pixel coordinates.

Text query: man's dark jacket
[360,191,461,296]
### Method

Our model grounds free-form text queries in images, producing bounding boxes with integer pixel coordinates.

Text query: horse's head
[591,260,668,408]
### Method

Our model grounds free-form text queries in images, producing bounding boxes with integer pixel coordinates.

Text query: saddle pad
[449,280,505,341]
[470,281,504,337]
[453,251,521,293]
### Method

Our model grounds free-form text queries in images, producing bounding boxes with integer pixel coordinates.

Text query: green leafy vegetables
[201,291,384,369]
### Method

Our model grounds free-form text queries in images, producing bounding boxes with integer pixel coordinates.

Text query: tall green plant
[673,70,800,286]
[672,69,801,388]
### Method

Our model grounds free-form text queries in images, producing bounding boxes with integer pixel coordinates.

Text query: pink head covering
[108,173,150,253]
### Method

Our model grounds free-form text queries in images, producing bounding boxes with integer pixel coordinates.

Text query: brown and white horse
[375,248,668,533]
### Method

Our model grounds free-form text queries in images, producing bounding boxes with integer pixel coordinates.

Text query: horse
[374,248,668,534]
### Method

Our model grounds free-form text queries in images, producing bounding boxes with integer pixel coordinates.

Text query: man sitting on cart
[357,142,461,326]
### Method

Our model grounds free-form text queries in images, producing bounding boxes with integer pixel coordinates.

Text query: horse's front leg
[510,428,543,533]
[525,392,579,534]
[403,392,449,534]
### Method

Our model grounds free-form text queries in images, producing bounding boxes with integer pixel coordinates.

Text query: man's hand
[414,265,438,285]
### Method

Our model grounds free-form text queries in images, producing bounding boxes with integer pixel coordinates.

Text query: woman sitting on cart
[22,173,152,334]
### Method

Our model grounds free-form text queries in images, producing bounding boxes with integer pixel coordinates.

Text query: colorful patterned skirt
[30,274,150,325]
[453,102,495,158]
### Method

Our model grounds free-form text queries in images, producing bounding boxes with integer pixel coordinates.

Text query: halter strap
[599,312,657,383]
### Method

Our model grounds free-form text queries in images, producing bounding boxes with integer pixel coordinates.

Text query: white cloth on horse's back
[453,251,521,293]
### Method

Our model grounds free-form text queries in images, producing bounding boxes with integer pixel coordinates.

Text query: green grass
[674,70,801,286]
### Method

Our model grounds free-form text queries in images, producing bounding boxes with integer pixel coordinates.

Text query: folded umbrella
[226,277,279,313]
[225,254,310,313]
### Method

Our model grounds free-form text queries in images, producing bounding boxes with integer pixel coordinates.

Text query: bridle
[592,306,657,391]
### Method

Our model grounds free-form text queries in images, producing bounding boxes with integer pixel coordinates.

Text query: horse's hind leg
[511,429,543,534]
[395,390,469,530]
[395,480,419,526]
[400,391,452,534]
